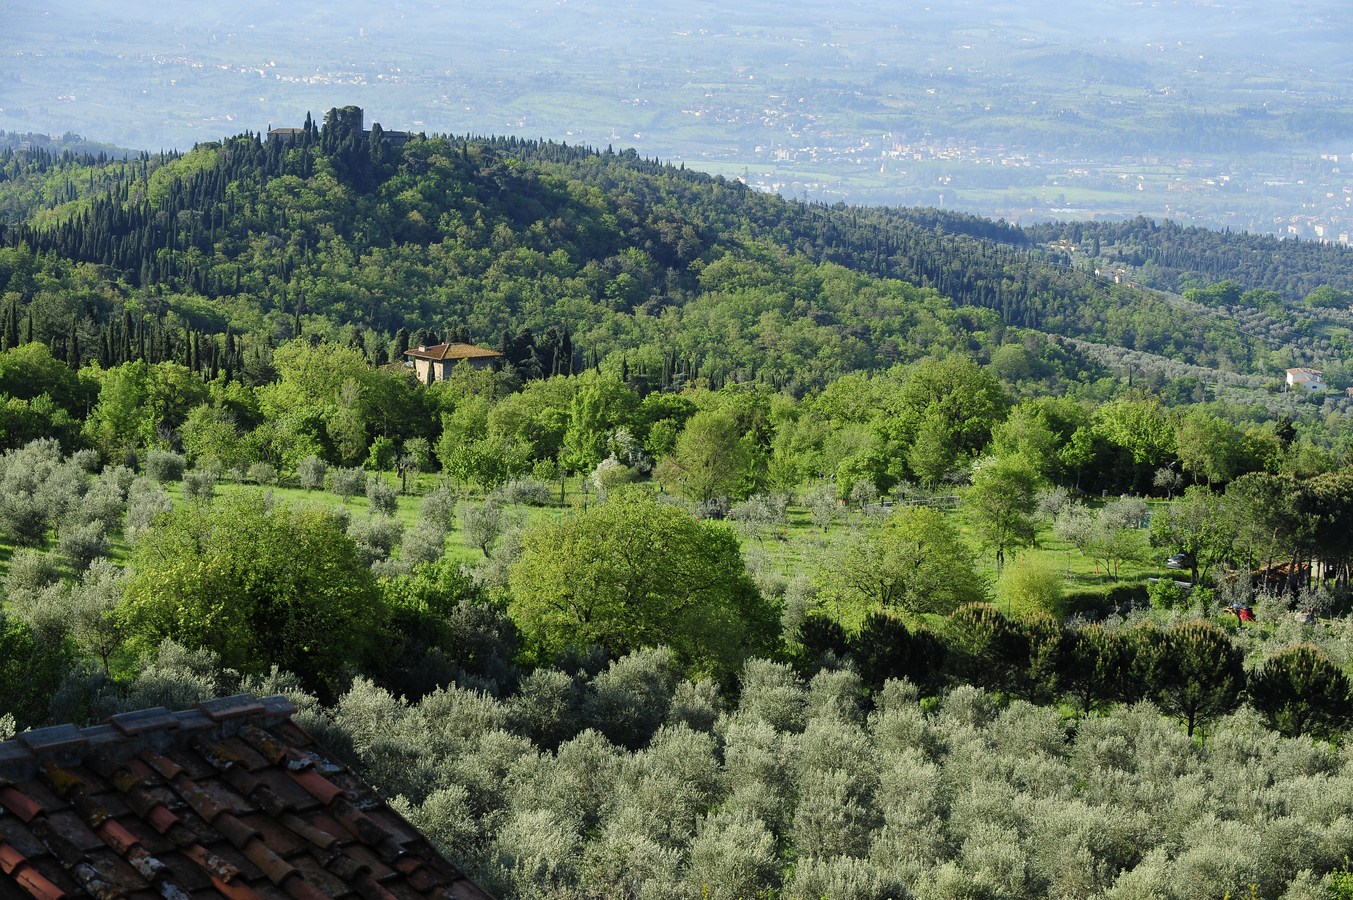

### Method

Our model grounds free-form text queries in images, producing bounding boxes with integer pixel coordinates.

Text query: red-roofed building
[0,694,494,899]
[404,344,502,383]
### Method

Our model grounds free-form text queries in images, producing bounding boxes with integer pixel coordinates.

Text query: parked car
[1166,552,1194,570]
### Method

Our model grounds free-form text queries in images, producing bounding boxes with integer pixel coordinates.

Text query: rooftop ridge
[404,342,501,361]
[0,695,296,786]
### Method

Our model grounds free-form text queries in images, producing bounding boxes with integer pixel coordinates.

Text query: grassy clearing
[741,496,1162,628]
[2,471,1163,635]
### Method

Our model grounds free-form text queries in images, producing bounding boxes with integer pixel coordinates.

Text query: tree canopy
[117,494,383,697]
[508,486,776,678]
[824,505,986,618]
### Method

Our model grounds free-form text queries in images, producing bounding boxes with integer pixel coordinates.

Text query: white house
[1285,367,1325,391]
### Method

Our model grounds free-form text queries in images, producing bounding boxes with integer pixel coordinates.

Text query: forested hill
[1025,216,1353,303]
[0,110,1317,389]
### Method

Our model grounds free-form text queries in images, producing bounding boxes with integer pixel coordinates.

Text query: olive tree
[462,501,509,558]
[0,439,83,546]
[297,455,326,490]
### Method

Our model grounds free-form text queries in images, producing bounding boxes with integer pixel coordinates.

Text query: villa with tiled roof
[404,344,502,383]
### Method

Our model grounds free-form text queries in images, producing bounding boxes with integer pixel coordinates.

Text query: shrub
[329,466,365,500]
[297,455,326,491]
[720,715,796,834]
[182,469,218,502]
[246,462,276,485]
[117,640,229,722]
[365,475,398,515]
[144,450,185,483]
[748,566,788,603]
[1148,577,1190,610]
[59,520,111,572]
[995,555,1067,618]
[806,668,866,724]
[1063,582,1149,618]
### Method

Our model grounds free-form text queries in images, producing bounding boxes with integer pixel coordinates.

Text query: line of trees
[807,604,1351,740]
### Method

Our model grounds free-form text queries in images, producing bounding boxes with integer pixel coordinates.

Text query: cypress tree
[1,300,16,350]
[66,319,80,367]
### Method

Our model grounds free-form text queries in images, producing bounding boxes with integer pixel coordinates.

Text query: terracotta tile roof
[403,344,501,362]
[0,695,494,900]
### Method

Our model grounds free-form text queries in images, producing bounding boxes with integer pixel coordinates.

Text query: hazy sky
[6,0,1353,228]
[5,0,1348,149]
